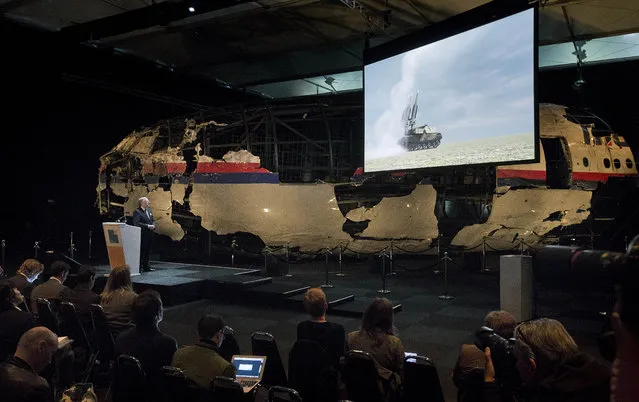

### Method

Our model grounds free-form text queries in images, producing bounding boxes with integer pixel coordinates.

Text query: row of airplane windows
[583,157,633,169]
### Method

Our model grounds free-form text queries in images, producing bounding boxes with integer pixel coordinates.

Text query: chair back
[403,355,445,402]
[36,298,60,333]
[210,376,245,402]
[90,304,115,362]
[288,339,332,402]
[342,350,385,402]
[113,355,147,402]
[251,331,288,387]
[268,385,303,402]
[60,302,91,349]
[219,325,241,362]
[160,366,202,402]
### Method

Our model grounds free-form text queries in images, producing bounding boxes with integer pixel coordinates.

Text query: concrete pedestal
[499,255,533,322]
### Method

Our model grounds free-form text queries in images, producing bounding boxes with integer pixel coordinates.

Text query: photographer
[482,318,610,402]
[453,310,517,402]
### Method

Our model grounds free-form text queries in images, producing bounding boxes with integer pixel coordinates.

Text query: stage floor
[93,258,613,402]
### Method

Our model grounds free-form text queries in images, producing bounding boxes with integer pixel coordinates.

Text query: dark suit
[5,274,34,304]
[0,356,52,402]
[59,284,100,331]
[0,309,35,360]
[133,207,155,271]
[30,278,68,316]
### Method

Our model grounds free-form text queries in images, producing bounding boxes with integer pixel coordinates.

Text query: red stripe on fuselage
[496,169,546,180]
[572,171,633,183]
[193,162,271,173]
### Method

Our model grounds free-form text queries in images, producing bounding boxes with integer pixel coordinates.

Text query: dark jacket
[347,330,405,382]
[114,325,178,378]
[0,309,35,360]
[297,320,346,367]
[30,278,68,315]
[6,274,34,303]
[101,290,137,338]
[59,284,100,329]
[0,355,52,402]
[171,339,236,389]
[482,352,610,402]
[133,207,155,234]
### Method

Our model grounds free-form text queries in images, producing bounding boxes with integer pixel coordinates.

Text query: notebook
[231,355,267,393]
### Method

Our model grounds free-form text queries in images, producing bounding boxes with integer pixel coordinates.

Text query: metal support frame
[69,232,76,260]
[336,245,346,277]
[377,248,391,295]
[34,241,40,259]
[480,237,490,273]
[88,230,92,260]
[283,243,292,278]
[338,0,389,32]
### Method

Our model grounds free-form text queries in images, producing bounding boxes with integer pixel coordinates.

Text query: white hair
[138,197,149,207]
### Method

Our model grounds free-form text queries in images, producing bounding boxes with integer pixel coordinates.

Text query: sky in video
[364,8,535,171]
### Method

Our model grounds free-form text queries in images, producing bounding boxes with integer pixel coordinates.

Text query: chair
[342,350,385,402]
[113,355,147,402]
[251,331,288,387]
[288,339,333,402]
[60,302,98,382]
[210,376,245,402]
[36,298,60,334]
[90,304,115,364]
[268,385,303,402]
[219,325,241,363]
[160,366,203,402]
[403,355,444,402]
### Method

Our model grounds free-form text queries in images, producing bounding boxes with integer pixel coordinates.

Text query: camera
[534,235,639,335]
[475,326,520,389]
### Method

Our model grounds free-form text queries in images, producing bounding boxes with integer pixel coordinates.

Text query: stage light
[188,6,195,12]
[263,208,269,213]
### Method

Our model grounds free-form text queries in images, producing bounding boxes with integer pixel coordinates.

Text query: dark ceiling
[3,0,639,88]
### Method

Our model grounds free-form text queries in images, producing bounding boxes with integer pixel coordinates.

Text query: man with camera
[482,318,610,402]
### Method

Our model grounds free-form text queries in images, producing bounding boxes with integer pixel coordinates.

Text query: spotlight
[188,6,195,12]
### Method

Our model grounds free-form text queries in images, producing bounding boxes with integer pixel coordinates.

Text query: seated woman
[100,265,138,338]
[347,298,404,391]
[0,281,35,360]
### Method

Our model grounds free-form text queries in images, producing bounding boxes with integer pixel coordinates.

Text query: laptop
[231,355,267,393]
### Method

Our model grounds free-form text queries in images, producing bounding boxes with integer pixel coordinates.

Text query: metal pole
[321,248,333,288]
[69,232,75,260]
[231,238,236,267]
[321,105,334,180]
[336,245,345,277]
[1,240,5,270]
[388,241,396,276]
[520,238,524,255]
[481,237,490,273]
[377,249,391,294]
[439,252,455,300]
[284,243,292,278]
[88,230,92,260]
[434,236,441,274]
[34,241,40,259]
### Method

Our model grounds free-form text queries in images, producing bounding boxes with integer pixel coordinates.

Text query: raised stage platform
[94,261,402,316]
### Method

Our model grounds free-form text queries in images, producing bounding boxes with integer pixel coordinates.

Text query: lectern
[102,222,141,276]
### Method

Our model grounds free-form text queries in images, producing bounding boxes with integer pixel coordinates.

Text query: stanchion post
[480,237,491,273]
[438,252,454,300]
[34,241,40,259]
[284,242,292,278]
[388,241,396,276]
[88,230,92,260]
[520,238,525,255]
[434,236,441,274]
[321,247,333,288]
[377,248,391,295]
[231,238,237,267]
[336,244,346,277]
[69,232,76,260]
[1,240,5,270]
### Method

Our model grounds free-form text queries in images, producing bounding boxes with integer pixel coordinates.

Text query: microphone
[117,215,126,223]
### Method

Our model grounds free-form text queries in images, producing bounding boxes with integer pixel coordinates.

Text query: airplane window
[582,157,589,167]
[613,159,621,169]
[603,158,611,169]
[627,159,634,169]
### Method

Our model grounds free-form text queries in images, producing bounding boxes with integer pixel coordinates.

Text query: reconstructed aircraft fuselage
[97,104,637,255]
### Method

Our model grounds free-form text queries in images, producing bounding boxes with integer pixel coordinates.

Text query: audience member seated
[297,287,346,367]
[59,265,99,330]
[100,265,138,338]
[482,318,610,402]
[30,261,71,316]
[453,310,516,401]
[0,326,59,402]
[172,314,236,389]
[6,259,44,306]
[114,289,177,380]
[347,297,404,394]
[611,297,639,401]
[0,282,35,360]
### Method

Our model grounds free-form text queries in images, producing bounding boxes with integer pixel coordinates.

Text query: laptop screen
[232,356,265,379]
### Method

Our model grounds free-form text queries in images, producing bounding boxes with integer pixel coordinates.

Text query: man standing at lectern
[133,197,155,272]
